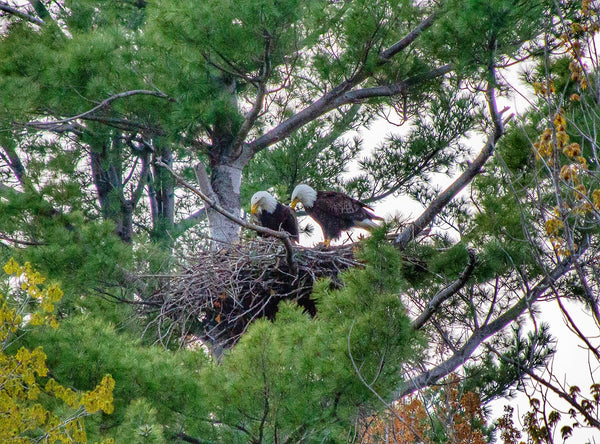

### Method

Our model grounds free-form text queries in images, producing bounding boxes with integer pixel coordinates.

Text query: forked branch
[395,252,577,398]
[247,12,441,155]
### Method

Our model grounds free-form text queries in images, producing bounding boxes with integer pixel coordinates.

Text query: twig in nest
[142,237,362,350]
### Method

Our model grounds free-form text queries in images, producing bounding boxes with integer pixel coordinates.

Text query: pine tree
[2,1,600,443]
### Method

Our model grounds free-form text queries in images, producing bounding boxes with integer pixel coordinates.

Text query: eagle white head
[251,191,278,214]
[291,184,317,210]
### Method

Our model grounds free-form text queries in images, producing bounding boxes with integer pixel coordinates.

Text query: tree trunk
[208,163,242,246]
[90,140,134,243]
[149,146,175,243]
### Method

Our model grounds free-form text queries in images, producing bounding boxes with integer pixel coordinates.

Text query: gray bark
[208,164,243,246]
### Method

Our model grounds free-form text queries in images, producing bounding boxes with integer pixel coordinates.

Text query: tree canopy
[1,0,600,442]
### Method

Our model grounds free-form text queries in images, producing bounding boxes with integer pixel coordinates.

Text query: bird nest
[144,237,362,350]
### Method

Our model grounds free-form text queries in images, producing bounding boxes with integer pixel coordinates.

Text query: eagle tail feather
[355,218,381,230]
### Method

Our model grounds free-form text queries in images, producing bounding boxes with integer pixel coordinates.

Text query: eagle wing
[315,191,377,219]
[259,203,299,242]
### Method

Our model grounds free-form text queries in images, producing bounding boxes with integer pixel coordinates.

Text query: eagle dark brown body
[306,191,382,241]
[257,202,299,243]
[291,184,383,246]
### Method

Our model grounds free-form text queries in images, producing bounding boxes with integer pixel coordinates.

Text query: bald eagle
[250,191,299,243]
[290,184,383,247]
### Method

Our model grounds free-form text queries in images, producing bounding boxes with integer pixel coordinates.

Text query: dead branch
[26,90,172,128]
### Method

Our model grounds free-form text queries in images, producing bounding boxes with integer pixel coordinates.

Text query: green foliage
[22,314,208,442]
[468,159,544,281]
[428,0,552,74]
[115,399,166,444]
[0,1,588,442]
[463,325,555,403]
[199,233,421,442]
[497,123,537,173]
[0,213,134,304]
[348,87,477,201]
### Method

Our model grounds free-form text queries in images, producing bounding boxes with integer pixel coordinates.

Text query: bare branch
[348,321,428,443]
[0,1,45,26]
[1,144,26,187]
[490,345,600,429]
[396,254,577,398]
[0,233,46,246]
[412,249,477,330]
[26,90,172,128]
[527,369,600,429]
[556,296,600,361]
[174,432,204,444]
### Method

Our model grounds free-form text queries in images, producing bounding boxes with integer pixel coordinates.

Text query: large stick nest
[145,238,362,349]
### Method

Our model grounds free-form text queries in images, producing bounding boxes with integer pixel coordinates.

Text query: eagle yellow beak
[250,204,259,214]
[290,198,299,210]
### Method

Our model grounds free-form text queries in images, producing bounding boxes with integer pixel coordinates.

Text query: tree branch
[0,1,45,26]
[0,233,46,246]
[395,254,577,398]
[129,151,150,208]
[247,13,442,155]
[173,208,208,233]
[348,321,428,443]
[26,90,172,128]
[1,144,26,187]
[331,65,453,106]
[520,365,600,429]
[393,80,511,250]
[412,249,477,330]
[193,161,219,204]
[379,12,438,62]
[488,343,600,429]
[157,160,297,273]
[231,31,271,157]
[173,431,209,444]
[556,295,600,361]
